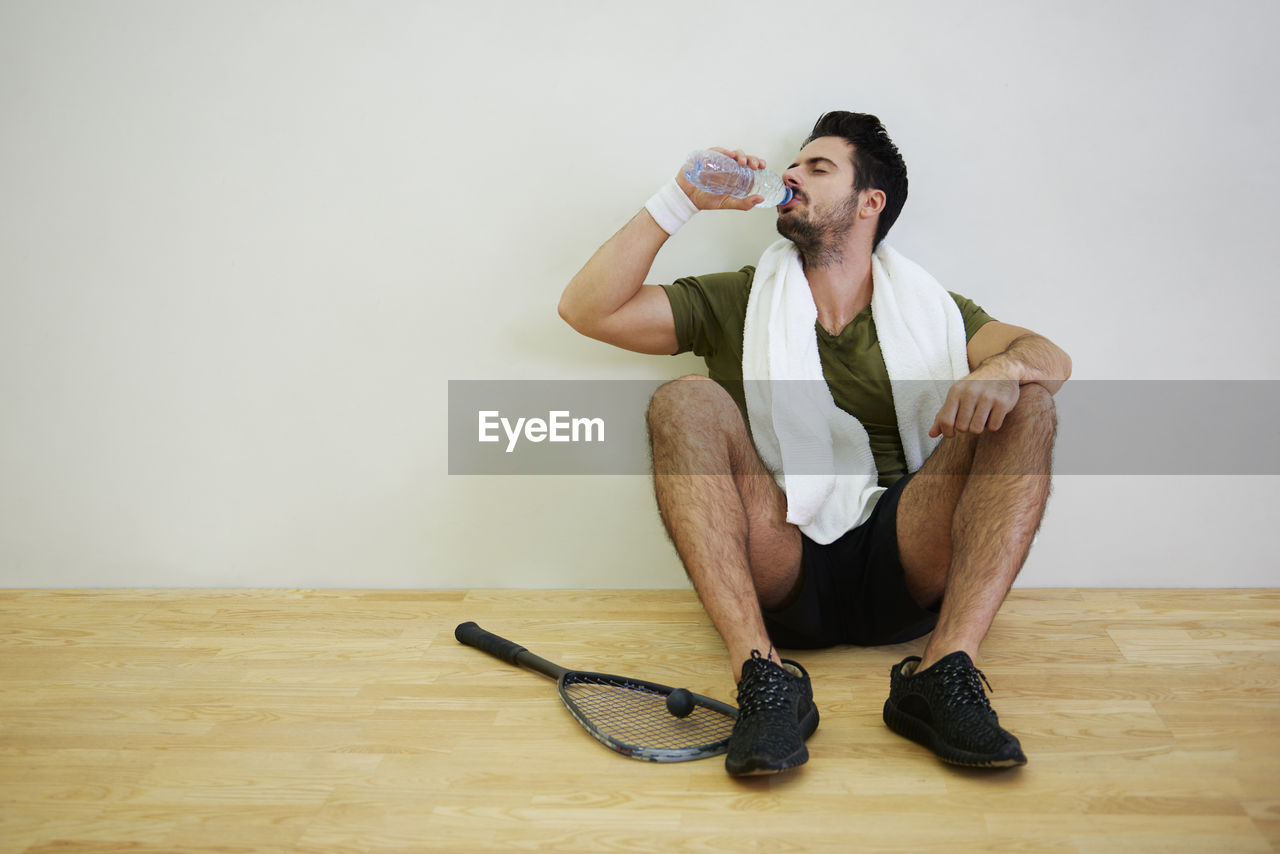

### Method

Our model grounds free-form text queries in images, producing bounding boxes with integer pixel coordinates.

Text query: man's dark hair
[804,111,908,248]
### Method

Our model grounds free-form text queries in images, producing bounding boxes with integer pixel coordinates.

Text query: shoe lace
[936,657,995,714]
[736,649,792,714]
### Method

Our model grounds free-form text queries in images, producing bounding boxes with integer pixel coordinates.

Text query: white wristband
[644,179,699,235]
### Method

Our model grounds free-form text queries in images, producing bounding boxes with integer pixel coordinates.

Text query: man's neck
[802,243,875,337]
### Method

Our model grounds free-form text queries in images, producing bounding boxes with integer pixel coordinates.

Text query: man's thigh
[648,375,802,605]
[896,434,978,606]
[737,463,801,609]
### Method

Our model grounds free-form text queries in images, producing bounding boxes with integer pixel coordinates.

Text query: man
[558,111,1069,775]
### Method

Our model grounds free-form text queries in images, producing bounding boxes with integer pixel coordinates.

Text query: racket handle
[454,621,527,665]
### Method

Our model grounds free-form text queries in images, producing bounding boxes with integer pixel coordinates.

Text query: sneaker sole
[725,744,808,776]
[799,701,820,740]
[882,698,1026,768]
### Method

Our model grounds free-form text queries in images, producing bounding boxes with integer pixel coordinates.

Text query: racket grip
[454,621,527,665]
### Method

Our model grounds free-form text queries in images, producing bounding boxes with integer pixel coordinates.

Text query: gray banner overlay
[448,380,1280,475]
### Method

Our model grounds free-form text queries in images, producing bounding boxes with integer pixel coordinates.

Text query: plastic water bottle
[682,150,794,207]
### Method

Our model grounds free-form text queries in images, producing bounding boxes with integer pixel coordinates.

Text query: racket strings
[562,675,734,752]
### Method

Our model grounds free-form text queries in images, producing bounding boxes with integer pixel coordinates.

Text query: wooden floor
[0,589,1277,853]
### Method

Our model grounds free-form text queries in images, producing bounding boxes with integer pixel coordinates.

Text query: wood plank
[1,588,1276,853]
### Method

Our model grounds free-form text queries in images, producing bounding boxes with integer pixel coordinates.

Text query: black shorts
[761,471,940,649]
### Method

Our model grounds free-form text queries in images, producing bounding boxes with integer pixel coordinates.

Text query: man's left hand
[929,363,1021,438]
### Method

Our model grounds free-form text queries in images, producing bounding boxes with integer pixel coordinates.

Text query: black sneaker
[724,651,820,776]
[883,651,1027,768]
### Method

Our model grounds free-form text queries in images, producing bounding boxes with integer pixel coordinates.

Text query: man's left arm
[930,321,1072,438]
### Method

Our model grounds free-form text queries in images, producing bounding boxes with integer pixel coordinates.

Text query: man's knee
[994,384,1057,478]
[647,375,734,433]
[1008,383,1057,435]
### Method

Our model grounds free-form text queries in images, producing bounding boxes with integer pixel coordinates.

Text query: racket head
[556,670,738,763]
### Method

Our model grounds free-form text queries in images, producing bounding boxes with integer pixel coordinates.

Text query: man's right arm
[557,208,680,355]
[557,149,768,356]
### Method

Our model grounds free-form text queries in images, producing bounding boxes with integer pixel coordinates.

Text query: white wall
[2,0,1277,588]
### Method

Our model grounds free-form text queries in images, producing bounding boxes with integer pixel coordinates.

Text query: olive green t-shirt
[661,266,995,487]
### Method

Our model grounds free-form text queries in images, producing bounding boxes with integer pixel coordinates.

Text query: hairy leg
[647,376,802,679]
[897,383,1057,670]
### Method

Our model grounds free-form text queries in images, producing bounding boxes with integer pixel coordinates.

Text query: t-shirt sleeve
[660,268,753,357]
[949,291,997,342]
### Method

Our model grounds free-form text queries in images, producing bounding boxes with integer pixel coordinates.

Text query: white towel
[743,239,969,544]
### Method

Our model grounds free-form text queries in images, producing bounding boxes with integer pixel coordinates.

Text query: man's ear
[860,189,886,219]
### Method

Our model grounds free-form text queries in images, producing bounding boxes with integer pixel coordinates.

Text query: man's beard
[776,191,860,268]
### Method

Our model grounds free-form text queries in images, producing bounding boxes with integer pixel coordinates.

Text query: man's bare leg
[896,383,1057,671]
[646,376,802,680]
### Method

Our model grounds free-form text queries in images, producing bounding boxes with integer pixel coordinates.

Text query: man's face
[776,136,861,261]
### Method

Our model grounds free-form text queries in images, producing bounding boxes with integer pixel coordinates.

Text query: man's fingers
[715,193,766,211]
[986,398,1014,432]
[965,398,994,435]
[984,383,1021,432]
[932,379,1022,439]
[709,146,765,170]
[952,391,977,436]
[932,397,959,438]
